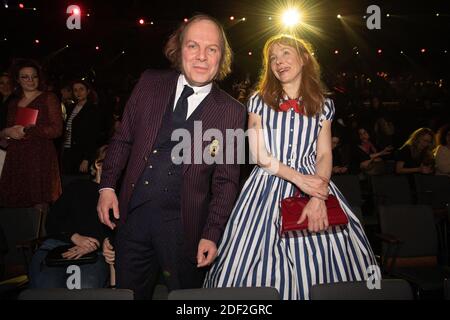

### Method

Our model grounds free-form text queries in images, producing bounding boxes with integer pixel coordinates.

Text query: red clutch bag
[280,193,348,233]
[15,107,39,126]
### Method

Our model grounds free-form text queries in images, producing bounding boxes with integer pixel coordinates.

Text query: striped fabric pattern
[63,104,82,148]
[204,94,378,300]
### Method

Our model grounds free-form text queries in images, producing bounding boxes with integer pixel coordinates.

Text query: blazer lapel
[141,72,179,156]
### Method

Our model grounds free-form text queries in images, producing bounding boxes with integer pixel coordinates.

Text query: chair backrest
[18,288,134,300]
[414,174,450,208]
[371,175,413,205]
[0,207,42,276]
[310,279,413,300]
[378,205,438,258]
[168,287,280,300]
[331,175,363,207]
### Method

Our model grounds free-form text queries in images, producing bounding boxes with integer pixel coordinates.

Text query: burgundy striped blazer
[100,69,246,253]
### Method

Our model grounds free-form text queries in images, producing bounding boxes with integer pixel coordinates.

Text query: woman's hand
[102,238,115,265]
[294,174,329,200]
[297,197,329,233]
[79,160,89,173]
[5,125,26,140]
[62,245,95,260]
[71,233,100,252]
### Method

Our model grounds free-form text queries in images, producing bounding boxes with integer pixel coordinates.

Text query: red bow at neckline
[279,99,305,115]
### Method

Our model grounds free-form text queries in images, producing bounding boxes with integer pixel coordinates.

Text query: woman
[61,80,100,175]
[395,128,434,175]
[0,60,62,208]
[204,35,377,300]
[434,124,450,177]
[29,145,110,288]
[352,127,392,176]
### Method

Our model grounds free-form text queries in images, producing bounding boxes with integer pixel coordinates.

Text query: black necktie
[173,85,194,125]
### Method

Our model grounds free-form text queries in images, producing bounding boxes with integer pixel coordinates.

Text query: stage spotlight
[400,50,404,54]
[184,18,188,23]
[242,17,246,21]
[386,13,390,17]
[4,4,8,8]
[35,39,40,44]
[230,16,235,21]
[139,18,145,25]
[337,14,342,19]
[421,48,426,53]
[248,51,252,56]
[436,13,440,17]
[282,9,301,27]
[377,49,382,54]
[87,13,90,17]
[73,8,80,15]
[334,50,339,54]
[19,3,24,9]
[95,46,100,50]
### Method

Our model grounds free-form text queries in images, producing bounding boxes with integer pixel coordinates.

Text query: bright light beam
[282,9,301,27]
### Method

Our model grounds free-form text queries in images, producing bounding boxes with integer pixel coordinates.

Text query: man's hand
[197,239,218,268]
[97,189,120,230]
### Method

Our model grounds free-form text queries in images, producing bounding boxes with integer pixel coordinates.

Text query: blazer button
[144,156,148,161]
[153,150,158,154]
[144,181,149,185]
[131,183,135,188]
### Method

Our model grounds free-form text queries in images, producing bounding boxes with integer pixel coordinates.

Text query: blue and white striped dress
[204,94,378,300]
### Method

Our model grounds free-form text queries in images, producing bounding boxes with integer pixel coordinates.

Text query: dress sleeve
[319,98,335,126]
[247,93,264,116]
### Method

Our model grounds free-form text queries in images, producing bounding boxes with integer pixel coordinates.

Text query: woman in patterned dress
[204,34,378,299]
[0,60,62,208]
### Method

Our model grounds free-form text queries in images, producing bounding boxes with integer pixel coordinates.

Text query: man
[97,15,246,299]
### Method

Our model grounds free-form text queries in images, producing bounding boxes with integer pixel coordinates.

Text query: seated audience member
[29,145,110,288]
[434,124,450,177]
[351,127,392,176]
[331,129,350,175]
[396,128,434,175]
